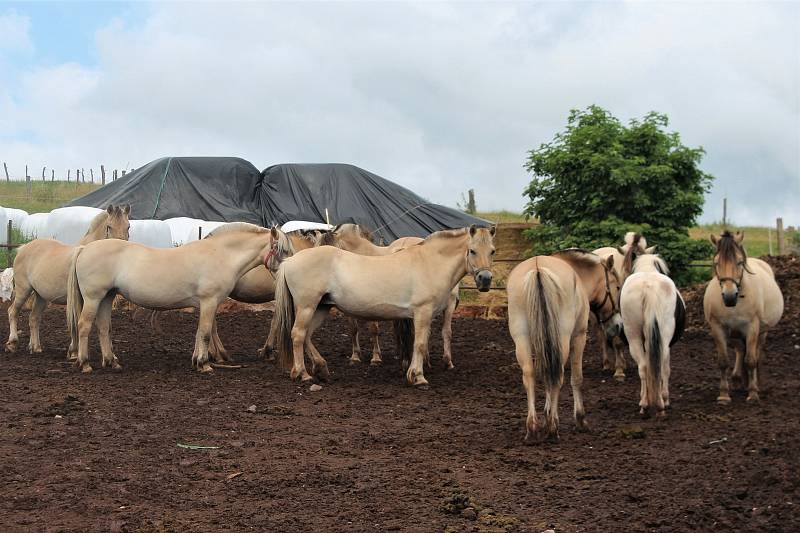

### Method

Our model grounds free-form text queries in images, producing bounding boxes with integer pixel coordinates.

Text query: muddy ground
[1,257,799,532]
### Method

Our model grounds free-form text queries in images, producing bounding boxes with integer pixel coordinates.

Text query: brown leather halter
[591,265,618,324]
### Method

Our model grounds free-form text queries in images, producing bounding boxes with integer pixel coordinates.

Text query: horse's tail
[393,318,414,365]
[66,246,85,348]
[524,267,563,390]
[273,266,296,371]
[642,292,662,409]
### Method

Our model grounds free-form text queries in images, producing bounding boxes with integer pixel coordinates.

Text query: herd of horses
[2,205,785,443]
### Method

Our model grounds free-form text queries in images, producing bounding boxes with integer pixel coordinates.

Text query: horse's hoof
[639,407,650,418]
[656,409,667,419]
[716,395,731,405]
[348,357,361,366]
[613,373,626,383]
[80,364,93,374]
[411,374,429,389]
[746,393,760,403]
[315,365,330,382]
[443,360,455,370]
[5,342,17,353]
[111,361,123,371]
[369,358,382,367]
[198,363,214,374]
[602,363,613,372]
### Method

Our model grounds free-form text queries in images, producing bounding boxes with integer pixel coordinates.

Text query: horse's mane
[86,211,112,235]
[633,254,669,275]
[552,248,602,266]
[333,223,376,244]
[716,230,746,264]
[623,231,647,251]
[622,233,646,274]
[275,227,296,256]
[206,222,269,237]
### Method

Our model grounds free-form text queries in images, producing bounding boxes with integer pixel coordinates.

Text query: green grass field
[0,180,100,214]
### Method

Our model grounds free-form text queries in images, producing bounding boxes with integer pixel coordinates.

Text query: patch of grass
[690,224,774,258]
[0,227,30,268]
[475,210,529,224]
[0,180,100,213]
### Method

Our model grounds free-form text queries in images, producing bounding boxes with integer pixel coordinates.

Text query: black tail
[393,319,414,366]
[646,317,662,408]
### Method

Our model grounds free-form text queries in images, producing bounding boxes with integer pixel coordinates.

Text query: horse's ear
[605,255,614,269]
[734,231,744,244]
[332,224,342,234]
[616,246,625,256]
[489,224,497,237]
[123,204,131,215]
[709,234,718,246]
[270,226,279,239]
[645,245,657,254]
[106,205,115,215]
[469,224,477,236]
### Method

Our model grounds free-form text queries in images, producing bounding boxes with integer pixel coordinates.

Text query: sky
[0,1,798,226]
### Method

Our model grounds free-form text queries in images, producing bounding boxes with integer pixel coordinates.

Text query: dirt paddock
[1,259,799,532]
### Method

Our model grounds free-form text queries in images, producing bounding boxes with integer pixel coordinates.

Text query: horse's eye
[469,249,476,255]
[490,250,496,255]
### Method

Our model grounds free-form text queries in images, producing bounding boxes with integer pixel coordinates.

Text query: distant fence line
[2,162,134,187]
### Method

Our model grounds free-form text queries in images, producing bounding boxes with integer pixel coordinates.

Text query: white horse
[703,231,783,403]
[619,251,685,416]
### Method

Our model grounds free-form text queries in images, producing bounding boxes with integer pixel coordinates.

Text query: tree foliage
[523,105,714,284]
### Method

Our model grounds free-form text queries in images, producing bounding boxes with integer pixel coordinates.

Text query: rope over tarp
[150,157,173,219]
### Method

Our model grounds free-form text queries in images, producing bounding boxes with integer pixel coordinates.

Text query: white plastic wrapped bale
[0,268,13,301]
[184,220,228,244]
[129,220,173,248]
[20,212,49,240]
[0,206,7,245]
[163,217,205,246]
[280,220,333,233]
[46,206,105,245]
[4,208,29,230]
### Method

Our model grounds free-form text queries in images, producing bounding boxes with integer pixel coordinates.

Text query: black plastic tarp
[67,158,488,240]
[64,157,263,224]
[259,163,488,241]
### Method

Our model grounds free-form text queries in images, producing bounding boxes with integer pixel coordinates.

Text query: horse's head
[598,255,624,338]
[618,232,656,278]
[265,226,296,272]
[328,223,376,252]
[710,230,749,307]
[105,204,131,240]
[466,224,497,291]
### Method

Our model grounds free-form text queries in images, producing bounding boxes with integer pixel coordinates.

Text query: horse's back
[748,258,784,327]
[593,246,624,278]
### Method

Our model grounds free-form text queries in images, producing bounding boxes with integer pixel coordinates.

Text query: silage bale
[163,217,205,246]
[0,206,7,245]
[46,206,105,245]
[19,212,49,240]
[184,220,228,244]
[4,208,29,230]
[129,219,173,248]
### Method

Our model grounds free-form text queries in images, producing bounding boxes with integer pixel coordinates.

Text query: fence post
[113,169,118,181]
[121,170,126,177]
[467,189,476,214]
[722,198,727,227]
[6,220,11,268]
[3,162,8,182]
[777,217,785,255]
[51,169,55,181]
[90,169,94,183]
[101,165,106,184]
[81,168,85,183]
[25,165,31,198]
[42,166,46,181]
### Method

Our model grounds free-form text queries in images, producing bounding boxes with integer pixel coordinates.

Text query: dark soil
[1,257,798,532]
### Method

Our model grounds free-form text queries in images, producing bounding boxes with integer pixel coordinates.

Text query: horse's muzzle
[475,270,492,292]
[722,290,738,307]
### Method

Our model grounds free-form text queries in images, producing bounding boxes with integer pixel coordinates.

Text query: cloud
[0,11,32,53]
[0,2,797,226]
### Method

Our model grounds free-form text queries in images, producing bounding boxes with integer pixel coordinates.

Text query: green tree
[523,105,714,284]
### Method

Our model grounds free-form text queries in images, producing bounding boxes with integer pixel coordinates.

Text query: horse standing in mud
[704,231,783,404]
[5,205,131,354]
[592,231,654,380]
[507,250,622,442]
[619,250,685,416]
[273,225,496,386]
[66,224,285,373]
[321,223,460,368]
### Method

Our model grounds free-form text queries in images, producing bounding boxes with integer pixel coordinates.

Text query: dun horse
[508,250,622,442]
[592,232,653,380]
[5,205,131,354]
[619,250,685,416]
[66,223,284,373]
[704,231,783,403]
[273,225,496,386]
[321,223,460,368]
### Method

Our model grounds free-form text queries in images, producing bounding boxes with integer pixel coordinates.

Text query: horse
[619,250,685,416]
[703,231,783,403]
[508,251,621,442]
[593,231,654,380]
[321,223,460,368]
[5,205,131,354]
[65,223,284,373]
[273,225,496,386]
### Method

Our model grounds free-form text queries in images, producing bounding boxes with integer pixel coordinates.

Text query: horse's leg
[661,343,671,411]
[192,300,218,373]
[441,297,455,370]
[731,340,745,392]
[406,307,433,388]
[745,321,761,402]
[209,318,230,363]
[627,336,648,414]
[513,334,537,442]
[542,336,569,440]
[597,321,612,372]
[570,332,588,431]
[257,314,278,361]
[368,321,382,366]
[27,293,48,354]
[290,307,315,382]
[709,321,731,404]
[76,297,101,373]
[304,308,331,381]
[96,293,121,370]
[348,317,362,365]
[6,282,33,353]
[612,337,626,382]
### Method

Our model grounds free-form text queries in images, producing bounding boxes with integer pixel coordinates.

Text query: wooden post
[67,169,71,182]
[81,168,85,183]
[467,189,476,214]
[42,166,46,181]
[121,170,126,177]
[3,162,8,182]
[198,227,202,240]
[25,165,31,198]
[90,169,94,183]
[722,198,727,227]
[113,169,117,181]
[6,220,11,268]
[51,169,55,181]
[101,165,106,184]
[777,217,785,255]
